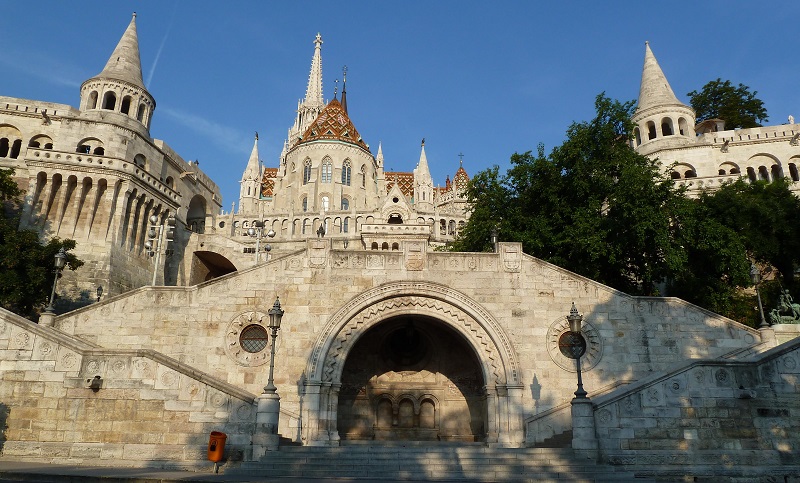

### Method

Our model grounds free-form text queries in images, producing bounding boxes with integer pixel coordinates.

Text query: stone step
[223,445,652,482]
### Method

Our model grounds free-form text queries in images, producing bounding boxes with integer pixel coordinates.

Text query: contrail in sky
[146,1,179,88]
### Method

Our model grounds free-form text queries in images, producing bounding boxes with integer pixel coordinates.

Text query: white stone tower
[631,42,695,155]
[413,141,434,213]
[78,13,156,134]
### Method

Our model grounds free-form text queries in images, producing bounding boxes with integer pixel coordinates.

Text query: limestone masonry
[0,14,798,480]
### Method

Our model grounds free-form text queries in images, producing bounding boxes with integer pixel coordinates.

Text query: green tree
[0,168,83,319]
[699,178,800,288]
[453,94,687,295]
[687,78,768,129]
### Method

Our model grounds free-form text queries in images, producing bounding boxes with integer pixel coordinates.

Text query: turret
[631,42,695,154]
[413,140,434,212]
[79,13,156,133]
[238,134,262,214]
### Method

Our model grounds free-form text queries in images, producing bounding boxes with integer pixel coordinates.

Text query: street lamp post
[750,264,769,329]
[560,302,598,459]
[490,226,499,253]
[564,302,588,398]
[254,296,285,455]
[44,248,67,314]
[145,215,164,285]
[264,297,284,394]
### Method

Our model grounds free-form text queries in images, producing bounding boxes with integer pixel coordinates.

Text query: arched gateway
[302,281,524,446]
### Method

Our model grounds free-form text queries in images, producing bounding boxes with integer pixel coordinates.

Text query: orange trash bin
[207,431,227,462]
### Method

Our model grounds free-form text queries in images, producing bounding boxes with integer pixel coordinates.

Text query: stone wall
[594,332,800,476]
[50,242,764,445]
[0,308,257,466]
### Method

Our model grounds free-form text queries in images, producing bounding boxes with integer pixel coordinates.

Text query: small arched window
[88,91,98,109]
[341,198,349,210]
[321,158,332,183]
[342,159,352,186]
[302,197,308,212]
[102,91,117,110]
[303,159,312,184]
[646,121,657,140]
[789,163,799,182]
[120,96,132,115]
[137,104,146,122]
[661,117,673,136]
[93,147,105,155]
[322,196,330,212]
[343,217,349,233]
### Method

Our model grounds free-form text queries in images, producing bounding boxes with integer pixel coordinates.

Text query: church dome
[292,98,369,153]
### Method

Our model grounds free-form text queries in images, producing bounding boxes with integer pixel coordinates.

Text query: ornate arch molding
[306,281,520,388]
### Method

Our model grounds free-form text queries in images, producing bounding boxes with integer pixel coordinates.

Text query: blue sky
[2,1,798,209]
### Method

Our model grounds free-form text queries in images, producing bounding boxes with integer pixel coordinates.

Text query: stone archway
[302,281,524,446]
[338,315,486,442]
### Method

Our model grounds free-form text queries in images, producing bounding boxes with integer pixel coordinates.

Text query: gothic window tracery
[303,159,312,184]
[322,158,332,183]
[342,159,352,185]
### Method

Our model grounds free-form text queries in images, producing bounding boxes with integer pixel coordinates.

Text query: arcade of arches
[338,316,486,442]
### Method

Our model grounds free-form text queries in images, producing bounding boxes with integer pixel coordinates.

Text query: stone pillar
[570,397,598,461]
[38,312,55,327]
[327,384,341,444]
[252,392,281,458]
[759,326,776,348]
[302,382,326,446]
[484,386,499,443]
[505,384,525,446]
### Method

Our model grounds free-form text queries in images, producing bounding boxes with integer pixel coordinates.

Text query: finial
[334,79,338,99]
[343,65,348,82]
[421,138,425,147]
[645,40,649,46]
[132,12,137,18]
[255,131,259,141]
[458,152,464,165]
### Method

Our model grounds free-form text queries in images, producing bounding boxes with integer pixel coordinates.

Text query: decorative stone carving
[546,316,603,372]
[224,311,272,367]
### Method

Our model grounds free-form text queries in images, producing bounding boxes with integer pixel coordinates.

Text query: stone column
[252,392,281,458]
[302,382,325,446]
[570,397,598,461]
[484,386,499,443]
[38,312,55,327]
[327,384,341,444]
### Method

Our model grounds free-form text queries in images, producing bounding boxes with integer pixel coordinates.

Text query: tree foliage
[687,78,768,129]
[451,93,795,323]
[453,94,687,295]
[699,178,800,288]
[0,168,83,319]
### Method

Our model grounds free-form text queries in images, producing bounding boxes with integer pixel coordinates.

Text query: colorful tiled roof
[385,171,414,197]
[293,98,369,152]
[260,167,278,198]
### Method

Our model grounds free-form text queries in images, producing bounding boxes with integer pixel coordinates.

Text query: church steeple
[304,34,324,108]
[79,13,156,132]
[631,42,695,153]
[285,34,326,153]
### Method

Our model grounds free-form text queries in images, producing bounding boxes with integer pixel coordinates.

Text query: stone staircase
[225,443,652,482]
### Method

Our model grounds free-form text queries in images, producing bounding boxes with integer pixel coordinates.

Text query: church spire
[341,65,348,114]
[97,12,146,89]
[241,133,261,181]
[636,41,683,114]
[304,33,324,108]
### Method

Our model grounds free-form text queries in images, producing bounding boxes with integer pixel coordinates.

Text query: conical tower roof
[95,13,146,89]
[417,141,430,174]
[635,42,685,114]
[242,134,261,180]
[294,98,369,152]
[304,33,324,108]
